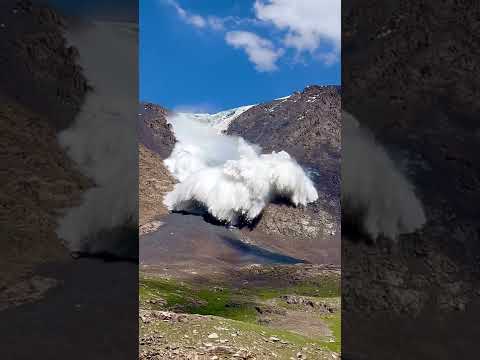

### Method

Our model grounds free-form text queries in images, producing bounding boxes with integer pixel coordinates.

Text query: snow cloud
[225,31,283,72]
[342,111,426,241]
[57,22,138,256]
[163,113,318,224]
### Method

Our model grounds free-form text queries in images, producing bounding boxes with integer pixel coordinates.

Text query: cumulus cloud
[254,0,340,59]
[342,111,426,241]
[225,31,284,72]
[163,1,340,68]
[163,113,318,224]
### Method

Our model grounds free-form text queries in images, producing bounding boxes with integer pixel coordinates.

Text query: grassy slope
[140,274,341,354]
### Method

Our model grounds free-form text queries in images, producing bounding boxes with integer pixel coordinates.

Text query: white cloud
[166,0,206,28]
[207,16,225,31]
[162,0,341,69]
[254,0,340,55]
[225,31,284,72]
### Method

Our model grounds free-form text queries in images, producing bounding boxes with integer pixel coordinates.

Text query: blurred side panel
[342,1,480,359]
[0,1,138,359]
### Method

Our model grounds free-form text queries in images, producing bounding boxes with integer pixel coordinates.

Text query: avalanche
[341,111,426,240]
[163,112,318,224]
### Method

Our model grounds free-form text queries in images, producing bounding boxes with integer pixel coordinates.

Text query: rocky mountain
[138,103,175,159]
[228,85,341,170]
[0,0,90,131]
[138,103,176,226]
[140,85,341,264]
[0,0,91,291]
[227,85,341,264]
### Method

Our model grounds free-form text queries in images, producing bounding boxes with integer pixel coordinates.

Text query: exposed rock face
[138,103,176,225]
[227,86,341,264]
[0,0,89,131]
[139,144,175,226]
[228,85,341,170]
[138,102,176,158]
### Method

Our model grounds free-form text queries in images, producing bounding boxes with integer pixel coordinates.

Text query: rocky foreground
[139,264,341,360]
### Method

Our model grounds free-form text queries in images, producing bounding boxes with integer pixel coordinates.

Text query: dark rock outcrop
[228,85,340,169]
[138,102,176,159]
[0,0,89,130]
[226,85,341,264]
[138,103,176,225]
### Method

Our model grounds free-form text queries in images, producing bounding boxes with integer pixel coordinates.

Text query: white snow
[176,104,255,134]
[163,110,318,224]
[274,95,292,101]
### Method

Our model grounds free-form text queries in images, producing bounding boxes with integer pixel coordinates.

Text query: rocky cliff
[138,103,176,226]
[227,85,341,264]
[138,103,176,158]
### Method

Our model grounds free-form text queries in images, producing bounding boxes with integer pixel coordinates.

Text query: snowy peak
[175,104,255,133]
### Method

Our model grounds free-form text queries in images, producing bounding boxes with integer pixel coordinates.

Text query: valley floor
[139,264,341,360]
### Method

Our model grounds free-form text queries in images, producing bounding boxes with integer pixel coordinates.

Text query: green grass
[254,278,340,300]
[320,312,341,353]
[139,277,257,321]
[139,275,341,353]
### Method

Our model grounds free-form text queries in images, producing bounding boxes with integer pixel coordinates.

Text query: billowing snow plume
[163,112,318,223]
[56,21,138,254]
[342,111,426,241]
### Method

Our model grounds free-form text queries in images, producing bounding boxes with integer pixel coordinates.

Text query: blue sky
[140,0,341,112]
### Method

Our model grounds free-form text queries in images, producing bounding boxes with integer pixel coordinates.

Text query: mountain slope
[227,85,341,264]
[138,88,342,358]
[138,103,176,227]
[0,0,90,292]
[139,85,341,264]
[139,144,174,227]
[138,103,176,158]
